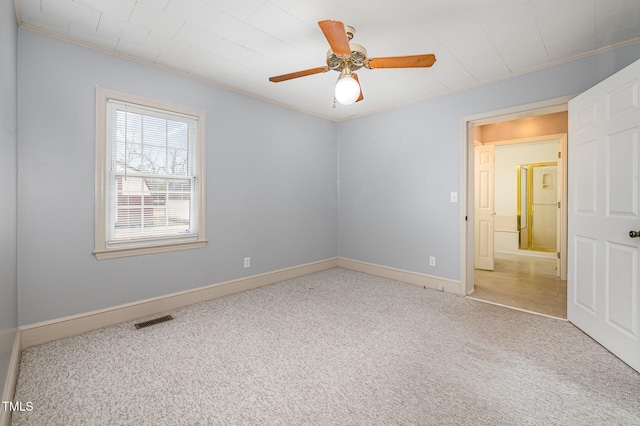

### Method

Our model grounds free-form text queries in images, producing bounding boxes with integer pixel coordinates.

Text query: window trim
[94,87,207,260]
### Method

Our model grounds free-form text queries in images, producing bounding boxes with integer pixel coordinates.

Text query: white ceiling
[14,0,640,121]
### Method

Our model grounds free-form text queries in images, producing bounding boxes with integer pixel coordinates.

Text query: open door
[475,144,495,271]
[568,58,640,372]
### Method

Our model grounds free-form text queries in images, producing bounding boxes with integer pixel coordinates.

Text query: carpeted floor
[11,268,640,425]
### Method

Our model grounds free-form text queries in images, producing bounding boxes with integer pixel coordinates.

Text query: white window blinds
[105,99,199,245]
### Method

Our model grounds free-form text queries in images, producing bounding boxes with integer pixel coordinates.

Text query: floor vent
[134,315,174,329]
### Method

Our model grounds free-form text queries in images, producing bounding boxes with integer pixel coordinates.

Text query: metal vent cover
[134,315,174,329]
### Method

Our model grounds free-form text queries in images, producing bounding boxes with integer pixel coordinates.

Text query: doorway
[461,59,640,373]
[462,98,570,318]
[474,135,567,318]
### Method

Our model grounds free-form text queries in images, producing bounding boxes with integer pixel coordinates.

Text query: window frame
[94,87,207,260]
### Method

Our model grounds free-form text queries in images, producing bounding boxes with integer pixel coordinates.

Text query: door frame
[460,95,574,295]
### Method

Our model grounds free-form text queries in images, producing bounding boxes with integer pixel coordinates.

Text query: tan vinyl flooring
[471,252,567,319]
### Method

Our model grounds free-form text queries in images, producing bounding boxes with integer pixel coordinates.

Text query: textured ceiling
[15,0,640,121]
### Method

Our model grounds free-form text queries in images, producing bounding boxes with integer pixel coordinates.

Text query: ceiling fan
[269,20,437,106]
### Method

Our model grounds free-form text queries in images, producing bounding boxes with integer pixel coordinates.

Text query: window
[95,88,206,259]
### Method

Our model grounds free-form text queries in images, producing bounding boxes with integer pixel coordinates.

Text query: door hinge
[465,216,468,221]
[558,201,561,208]
[558,151,561,158]
[557,252,561,259]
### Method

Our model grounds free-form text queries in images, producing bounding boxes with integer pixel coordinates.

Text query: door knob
[630,230,640,238]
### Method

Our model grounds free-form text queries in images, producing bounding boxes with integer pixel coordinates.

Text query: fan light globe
[334,75,360,105]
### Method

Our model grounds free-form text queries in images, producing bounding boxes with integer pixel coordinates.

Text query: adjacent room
[2,0,640,424]
[471,112,569,318]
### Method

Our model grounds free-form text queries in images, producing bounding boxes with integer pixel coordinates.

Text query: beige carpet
[11,268,640,425]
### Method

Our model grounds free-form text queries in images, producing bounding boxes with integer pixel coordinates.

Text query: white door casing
[568,58,640,372]
[559,136,568,281]
[462,98,572,297]
[475,144,495,271]
[557,146,562,278]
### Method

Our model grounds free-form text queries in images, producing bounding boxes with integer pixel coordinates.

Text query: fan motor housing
[326,42,367,71]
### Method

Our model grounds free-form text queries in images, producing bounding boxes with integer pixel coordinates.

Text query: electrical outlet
[244,257,251,268]
[429,256,436,267]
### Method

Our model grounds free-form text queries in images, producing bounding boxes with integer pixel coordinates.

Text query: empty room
[2,0,640,424]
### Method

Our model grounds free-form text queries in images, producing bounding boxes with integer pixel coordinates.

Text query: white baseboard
[1,329,21,426]
[337,258,463,295]
[20,258,339,349]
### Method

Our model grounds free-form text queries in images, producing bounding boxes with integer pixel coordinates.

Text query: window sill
[94,240,207,260]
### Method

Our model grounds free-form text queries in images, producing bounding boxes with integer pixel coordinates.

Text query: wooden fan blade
[269,66,329,82]
[367,54,436,69]
[318,20,351,57]
[352,73,364,102]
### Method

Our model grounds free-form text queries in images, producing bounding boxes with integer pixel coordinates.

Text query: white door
[568,58,640,372]
[475,144,495,271]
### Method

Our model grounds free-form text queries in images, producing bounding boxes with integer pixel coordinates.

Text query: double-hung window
[95,88,206,259]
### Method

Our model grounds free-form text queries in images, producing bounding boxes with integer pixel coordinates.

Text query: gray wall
[338,43,640,281]
[17,29,338,325]
[11,21,640,326]
[0,0,18,396]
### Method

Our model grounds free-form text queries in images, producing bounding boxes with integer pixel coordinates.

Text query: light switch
[450,192,458,203]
